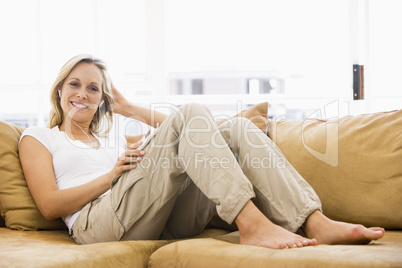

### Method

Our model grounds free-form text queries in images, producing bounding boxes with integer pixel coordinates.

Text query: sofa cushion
[0,121,66,230]
[216,102,268,133]
[268,110,402,229]
[0,227,169,268]
[148,231,402,268]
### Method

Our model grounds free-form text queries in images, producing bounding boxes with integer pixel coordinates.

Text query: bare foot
[235,201,317,249]
[304,210,385,245]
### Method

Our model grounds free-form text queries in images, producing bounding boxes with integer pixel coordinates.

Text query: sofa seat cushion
[148,231,402,268]
[268,110,402,228]
[0,227,168,268]
[0,227,228,268]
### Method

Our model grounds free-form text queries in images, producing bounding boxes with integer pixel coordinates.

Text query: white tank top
[19,125,127,229]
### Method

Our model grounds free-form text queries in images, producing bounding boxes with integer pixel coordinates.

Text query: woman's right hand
[111,83,130,116]
[108,141,146,180]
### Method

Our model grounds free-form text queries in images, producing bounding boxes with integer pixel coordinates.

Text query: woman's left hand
[108,141,146,180]
[111,83,130,115]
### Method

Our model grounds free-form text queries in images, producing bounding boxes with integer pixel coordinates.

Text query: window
[166,0,351,119]
[0,0,146,126]
[0,0,401,127]
[39,0,146,84]
[368,0,402,112]
[166,1,350,98]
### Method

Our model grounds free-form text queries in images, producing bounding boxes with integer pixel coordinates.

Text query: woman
[19,54,384,249]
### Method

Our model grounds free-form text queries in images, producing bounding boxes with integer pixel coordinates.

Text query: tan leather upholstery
[268,110,402,228]
[149,231,402,268]
[0,228,227,268]
[1,108,401,268]
[0,121,66,230]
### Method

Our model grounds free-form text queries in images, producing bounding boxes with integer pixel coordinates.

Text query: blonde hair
[48,54,115,136]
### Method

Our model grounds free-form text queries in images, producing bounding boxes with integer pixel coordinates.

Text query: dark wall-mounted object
[353,64,364,100]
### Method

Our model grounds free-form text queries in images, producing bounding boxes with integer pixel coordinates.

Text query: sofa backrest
[0,121,67,230]
[268,109,402,229]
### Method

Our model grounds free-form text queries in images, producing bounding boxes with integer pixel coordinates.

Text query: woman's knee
[232,116,252,127]
[224,117,255,133]
[179,103,209,116]
[223,117,262,146]
[178,103,213,123]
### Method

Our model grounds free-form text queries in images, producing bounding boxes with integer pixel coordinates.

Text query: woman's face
[59,62,104,123]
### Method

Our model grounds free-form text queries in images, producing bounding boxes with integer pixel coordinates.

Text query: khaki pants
[71,103,321,244]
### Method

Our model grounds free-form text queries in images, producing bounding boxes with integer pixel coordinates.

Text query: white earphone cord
[59,90,101,149]
[65,113,100,149]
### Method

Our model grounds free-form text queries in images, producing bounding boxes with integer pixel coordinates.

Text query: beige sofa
[1,103,401,268]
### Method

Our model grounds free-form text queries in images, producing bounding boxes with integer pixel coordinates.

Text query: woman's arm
[19,136,141,220]
[112,84,168,128]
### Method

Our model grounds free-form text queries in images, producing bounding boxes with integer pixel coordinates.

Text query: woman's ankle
[302,210,328,240]
[235,200,272,234]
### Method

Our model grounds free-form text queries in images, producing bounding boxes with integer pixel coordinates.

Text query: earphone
[58,90,105,107]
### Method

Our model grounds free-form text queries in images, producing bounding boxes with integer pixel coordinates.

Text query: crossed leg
[126,104,384,248]
[217,117,385,249]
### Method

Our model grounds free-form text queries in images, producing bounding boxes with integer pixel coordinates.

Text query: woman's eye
[70,82,78,87]
[90,87,98,91]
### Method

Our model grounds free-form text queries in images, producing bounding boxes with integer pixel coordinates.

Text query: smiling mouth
[71,101,89,109]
